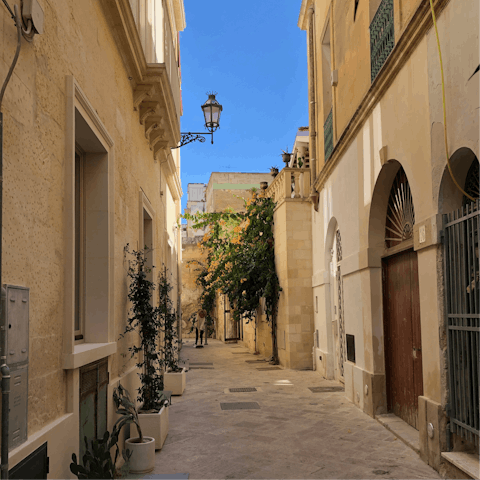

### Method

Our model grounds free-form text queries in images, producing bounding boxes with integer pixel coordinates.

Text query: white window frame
[63,76,116,370]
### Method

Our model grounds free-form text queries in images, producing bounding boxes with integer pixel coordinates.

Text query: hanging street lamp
[174,92,223,148]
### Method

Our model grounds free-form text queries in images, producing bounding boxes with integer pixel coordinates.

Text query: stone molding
[99,0,181,150]
[313,0,451,194]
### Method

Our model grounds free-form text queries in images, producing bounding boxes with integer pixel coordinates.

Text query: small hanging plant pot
[269,167,278,178]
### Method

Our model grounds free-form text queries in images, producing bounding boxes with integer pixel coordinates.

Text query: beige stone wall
[180,240,206,337]
[300,0,479,472]
[273,199,314,369]
[241,310,273,359]
[205,172,272,213]
[0,0,183,476]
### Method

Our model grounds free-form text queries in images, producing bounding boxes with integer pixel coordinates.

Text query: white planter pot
[138,406,169,450]
[164,367,186,395]
[125,436,155,474]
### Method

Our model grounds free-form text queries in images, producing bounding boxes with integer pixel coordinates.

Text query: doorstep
[441,451,480,479]
[376,413,420,454]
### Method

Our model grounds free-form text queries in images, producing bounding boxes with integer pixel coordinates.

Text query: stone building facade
[264,0,478,477]
[0,0,184,477]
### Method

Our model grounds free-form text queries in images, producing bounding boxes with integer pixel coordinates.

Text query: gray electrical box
[2,285,29,450]
[9,365,28,450]
[3,285,29,367]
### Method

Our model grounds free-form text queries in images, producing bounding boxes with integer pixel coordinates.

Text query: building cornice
[100,0,181,150]
[298,0,312,31]
[313,0,451,193]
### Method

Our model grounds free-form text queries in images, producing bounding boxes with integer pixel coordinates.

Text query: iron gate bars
[443,199,479,448]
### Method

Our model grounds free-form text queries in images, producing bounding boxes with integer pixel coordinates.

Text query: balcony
[370,0,395,82]
[324,109,333,161]
[266,168,311,205]
[101,0,184,151]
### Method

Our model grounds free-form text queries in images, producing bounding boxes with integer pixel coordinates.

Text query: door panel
[383,249,423,429]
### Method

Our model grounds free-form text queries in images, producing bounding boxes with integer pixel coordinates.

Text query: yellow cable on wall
[429,0,475,202]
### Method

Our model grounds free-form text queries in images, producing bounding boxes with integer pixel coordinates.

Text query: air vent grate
[229,387,257,393]
[308,386,344,393]
[189,366,214,369]
[189,362,213,366]
[256,367,282,371]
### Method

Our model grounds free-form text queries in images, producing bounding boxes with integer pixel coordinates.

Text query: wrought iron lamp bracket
[173,132,214,149]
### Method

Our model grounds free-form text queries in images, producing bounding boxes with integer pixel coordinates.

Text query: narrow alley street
[148,340,440,479]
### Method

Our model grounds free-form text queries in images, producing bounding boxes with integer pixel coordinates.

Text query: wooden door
[383,249,423,429]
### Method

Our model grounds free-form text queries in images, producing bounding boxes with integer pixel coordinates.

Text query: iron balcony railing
[443,199,479,448]
[370,0,395,82]
[324,109,333,161]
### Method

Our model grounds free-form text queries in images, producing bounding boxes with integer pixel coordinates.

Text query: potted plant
[297,157,304,168]
[281,148,291,166]
[270,166,279,178]
[120,245,170,450]
[113,384,156,474]
[161,266,187,395]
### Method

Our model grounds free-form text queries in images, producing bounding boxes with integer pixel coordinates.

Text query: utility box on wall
[2,285,29,450]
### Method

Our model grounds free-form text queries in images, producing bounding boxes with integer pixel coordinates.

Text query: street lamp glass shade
[202,94,222,133]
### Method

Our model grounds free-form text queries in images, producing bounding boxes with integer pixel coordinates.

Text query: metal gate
[79,358,109,460]
[443,199,479,447]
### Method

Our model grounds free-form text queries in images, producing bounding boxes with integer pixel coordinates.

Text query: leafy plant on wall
[182,189,282,363]
[158,266,181,372]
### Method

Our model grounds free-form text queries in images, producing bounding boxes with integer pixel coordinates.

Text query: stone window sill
[63,342,116,370]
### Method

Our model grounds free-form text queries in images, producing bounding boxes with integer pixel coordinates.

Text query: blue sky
[179,0,308,216]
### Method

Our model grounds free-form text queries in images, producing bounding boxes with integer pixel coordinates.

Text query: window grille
[324,109,333,161]
[370,0,395,82]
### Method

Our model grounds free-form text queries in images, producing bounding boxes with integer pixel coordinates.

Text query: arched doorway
[382,166,423,429]
[330,227,346,382]
[440,150,479,448]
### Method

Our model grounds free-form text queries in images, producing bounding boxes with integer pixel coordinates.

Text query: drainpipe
[307,6,317,197]
[0,6,22,478]
[312,331,316,371]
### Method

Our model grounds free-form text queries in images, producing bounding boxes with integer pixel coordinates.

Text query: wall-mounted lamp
[174,92,223,148]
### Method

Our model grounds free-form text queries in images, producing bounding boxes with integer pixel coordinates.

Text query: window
[75,149,85,341]
[322,21,334,161]
[64,76,115,368]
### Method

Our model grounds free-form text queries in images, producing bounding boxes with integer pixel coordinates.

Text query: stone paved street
[148,340,440,479]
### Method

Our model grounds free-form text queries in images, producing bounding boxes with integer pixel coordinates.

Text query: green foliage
[112,383,144,443]
[159,267,181,372]
[70,430,131,479]
[120,246,166,411]
[181,189,282,336]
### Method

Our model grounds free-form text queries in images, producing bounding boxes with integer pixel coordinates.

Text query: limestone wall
[180,239,206,337]
[0,0,183,476]
[300,0,479,471]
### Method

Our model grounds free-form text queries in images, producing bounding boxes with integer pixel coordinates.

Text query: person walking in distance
[195,309,206,346]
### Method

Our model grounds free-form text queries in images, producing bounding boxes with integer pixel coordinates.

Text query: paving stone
[151,340,440,479]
